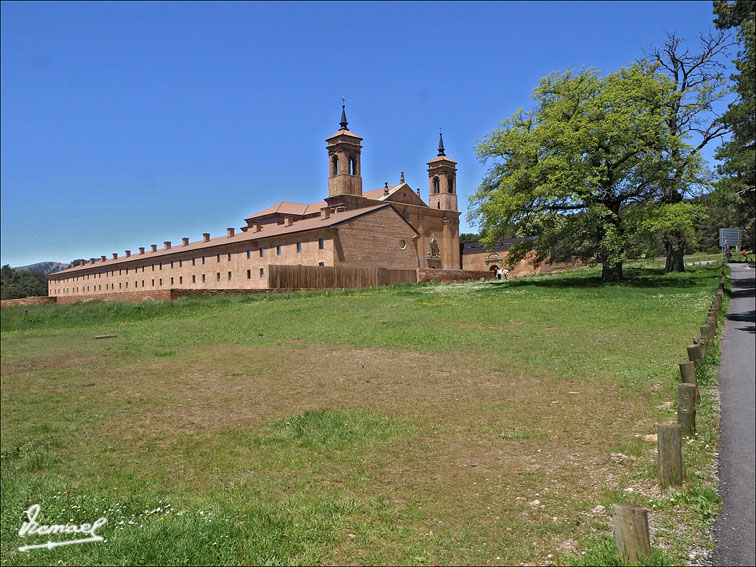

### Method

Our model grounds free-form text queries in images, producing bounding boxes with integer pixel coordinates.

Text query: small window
[448,178,454,193]
[228,252,232,261]
[151,279,155,287]
[332,155,339,175]
[297,242,302,253]
[216,272,221,281]
[126,268,129,275]
[152,265,155,271]
[217,254,221,263]
[247,249,251,259]
[259,247,264,257]
[192,275,196,284]
[318,262,325,266]
[227,271,232,281]
[399,240,406,249]
[141,280,144,288]
[192,258,196,266]
[119,269,122,276]
[159,278,162,286]
[170,277,174,285]
[276,245,281,256]
[202,274,206,283]
[119,282,122,289]
[179,259,182,268]
[433,177,440,194]
[179,276,182,284]
[260,268,265,278]
[318,238,324,250]
[170,261,174,269]
[247,269,251,279]
[202,256,206,265]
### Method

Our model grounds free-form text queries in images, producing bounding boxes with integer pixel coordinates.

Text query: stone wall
[0,296,56,307]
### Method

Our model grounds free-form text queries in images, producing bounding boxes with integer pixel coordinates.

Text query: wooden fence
[268,265,417,289]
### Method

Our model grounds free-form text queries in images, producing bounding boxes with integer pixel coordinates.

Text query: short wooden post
[679,361,699,403]
[707,316,717,329]
[658,423,683,488]
[677,384,697,436]
[687,343,703,365]
[613,503,652,565]
[701,324,713,339]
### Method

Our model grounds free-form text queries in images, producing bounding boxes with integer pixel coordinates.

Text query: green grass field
[1,264,726,565]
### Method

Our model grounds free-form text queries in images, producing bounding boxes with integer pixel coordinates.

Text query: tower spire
[438,128,446,156]
[339,97,348,130]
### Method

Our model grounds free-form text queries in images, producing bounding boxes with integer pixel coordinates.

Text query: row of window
[56,239,326,282]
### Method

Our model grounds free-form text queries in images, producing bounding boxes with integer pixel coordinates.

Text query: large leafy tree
[469,66,682,281]
[638,30,734,271]
[0,265,48,300]
[713,0,755,250]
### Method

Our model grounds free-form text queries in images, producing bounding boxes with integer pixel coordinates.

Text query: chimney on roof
[284,216,293,227]
[90,258,96,264]
[112,253,118,259]
[226,228,235,237]
[253,224,262,233]
[101,255,107,262]
[182,237,189,246]
[321,208,331,220]
[125,250,131,257]
[203,233,210,242]
[151,244,158,252]
[139,247,145,254]
[164,241,171,249]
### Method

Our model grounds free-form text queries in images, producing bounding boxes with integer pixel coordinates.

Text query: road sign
[719,228,742,249]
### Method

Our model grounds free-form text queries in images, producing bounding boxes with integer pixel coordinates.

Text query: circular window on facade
[399,240,406,249]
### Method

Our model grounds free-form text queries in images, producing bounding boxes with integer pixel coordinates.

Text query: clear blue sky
[1,1,733,267]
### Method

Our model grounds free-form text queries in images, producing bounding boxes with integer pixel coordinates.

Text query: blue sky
[1,1,733,267]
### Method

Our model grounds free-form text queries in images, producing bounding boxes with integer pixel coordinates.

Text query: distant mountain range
[13,261,68,275]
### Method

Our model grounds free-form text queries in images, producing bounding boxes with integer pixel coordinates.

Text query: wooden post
[677,383,697,436]
[707,316,717,329]
[679,361,699,403]
[701,324,713,339]
[658,423,683,488]
[613,503,652,565]
[687,343,703,365]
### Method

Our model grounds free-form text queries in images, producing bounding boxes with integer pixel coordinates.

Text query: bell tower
[427,131,458,211]
[326,102,363,198]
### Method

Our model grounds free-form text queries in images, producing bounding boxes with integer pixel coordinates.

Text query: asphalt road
[711,262,755,566]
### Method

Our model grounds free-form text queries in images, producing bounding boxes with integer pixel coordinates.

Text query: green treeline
[1,265,48,300]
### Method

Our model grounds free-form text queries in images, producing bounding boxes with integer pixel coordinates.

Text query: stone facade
[461,239,585,276]
[48,108,461,300]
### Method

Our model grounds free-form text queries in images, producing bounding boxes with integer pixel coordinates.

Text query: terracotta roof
[363,184,401,200]
[427,155,457,165]
[244,200,327,221]
[51,204,409,277]
[326,129,363,140]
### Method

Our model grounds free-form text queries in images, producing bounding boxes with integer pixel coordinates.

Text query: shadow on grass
[479,266,719,291]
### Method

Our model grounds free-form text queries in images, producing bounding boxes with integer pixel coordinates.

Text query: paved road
[711,263,755,566]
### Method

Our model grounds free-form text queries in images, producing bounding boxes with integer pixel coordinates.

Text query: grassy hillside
[1,265,724,565]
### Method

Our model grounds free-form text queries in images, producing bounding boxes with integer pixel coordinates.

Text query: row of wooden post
[613,269,726,564]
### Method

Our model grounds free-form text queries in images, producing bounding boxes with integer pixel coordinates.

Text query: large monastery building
[48,107,462,299]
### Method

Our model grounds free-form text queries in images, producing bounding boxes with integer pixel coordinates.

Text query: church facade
[48,107,461,299]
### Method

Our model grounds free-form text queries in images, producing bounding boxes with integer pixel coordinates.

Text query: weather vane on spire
[339,97,348,130]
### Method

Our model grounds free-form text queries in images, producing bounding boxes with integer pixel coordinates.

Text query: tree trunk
[602,262,623,282]
[664,233,686,273]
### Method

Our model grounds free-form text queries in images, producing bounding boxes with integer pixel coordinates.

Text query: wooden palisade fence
[268,265,417,290]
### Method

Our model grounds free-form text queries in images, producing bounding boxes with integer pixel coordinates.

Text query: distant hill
[13,261,67,275]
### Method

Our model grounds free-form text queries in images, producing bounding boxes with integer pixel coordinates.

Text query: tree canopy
[1,265,49,300]
[468,65,688,281]
[713,0,755,250]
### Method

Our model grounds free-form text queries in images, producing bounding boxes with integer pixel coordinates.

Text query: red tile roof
[244,200,327,221]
